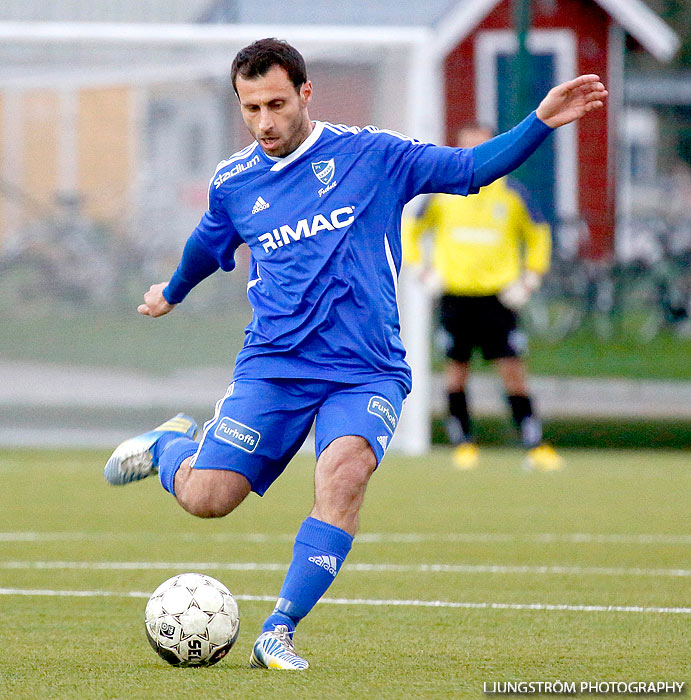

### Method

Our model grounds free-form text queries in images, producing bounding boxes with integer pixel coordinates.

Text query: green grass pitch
[0,447,688,699]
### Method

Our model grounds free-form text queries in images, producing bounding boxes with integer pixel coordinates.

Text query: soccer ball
[144,572,240,667]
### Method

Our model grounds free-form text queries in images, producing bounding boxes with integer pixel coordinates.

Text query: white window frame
[474,29,578,221]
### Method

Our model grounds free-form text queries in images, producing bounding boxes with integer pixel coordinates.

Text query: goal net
[0,22,441,453]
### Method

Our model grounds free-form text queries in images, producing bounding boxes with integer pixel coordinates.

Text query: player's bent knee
[340,452,377,485]
[179,495,233,519]
[336,437,377,475]
[176,469,251,519]
[316,436,377,498]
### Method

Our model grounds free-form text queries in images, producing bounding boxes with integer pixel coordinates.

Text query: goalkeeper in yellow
[404,123,563,471]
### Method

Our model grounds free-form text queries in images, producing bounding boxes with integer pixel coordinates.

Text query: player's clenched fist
[138,282,175,317]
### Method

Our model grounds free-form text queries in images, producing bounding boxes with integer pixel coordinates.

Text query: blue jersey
[187,121,475,391]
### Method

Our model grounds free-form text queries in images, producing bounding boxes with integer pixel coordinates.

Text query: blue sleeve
[373,130,475,202]
[162,193,244,304]
[470,111,553,192]
[163,233,220,304]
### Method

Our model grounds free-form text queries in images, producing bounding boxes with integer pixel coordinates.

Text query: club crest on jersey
[312,159,335,186]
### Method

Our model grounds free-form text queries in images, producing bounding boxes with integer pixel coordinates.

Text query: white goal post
[0,21,444,454]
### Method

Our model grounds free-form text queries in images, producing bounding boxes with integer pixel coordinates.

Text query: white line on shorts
[0,587,687,615]
[0,531,689,545]
[0,560,689,578]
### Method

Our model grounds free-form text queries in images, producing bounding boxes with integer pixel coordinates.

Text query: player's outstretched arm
[469,76,606,190]
[138,282,175,318]
[139,232,220,317]
[536,74,607,129]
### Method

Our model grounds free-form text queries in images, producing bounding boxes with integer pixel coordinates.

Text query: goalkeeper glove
[498,270,542,311]
[409,263,444,297]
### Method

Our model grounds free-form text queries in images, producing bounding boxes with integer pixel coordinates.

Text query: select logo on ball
[144,573,240,667]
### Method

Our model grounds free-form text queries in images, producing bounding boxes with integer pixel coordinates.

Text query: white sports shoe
[104,413,197,486]
[249,625,309,670]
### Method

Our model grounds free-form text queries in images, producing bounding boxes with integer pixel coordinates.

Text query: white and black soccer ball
[144,572,240,667]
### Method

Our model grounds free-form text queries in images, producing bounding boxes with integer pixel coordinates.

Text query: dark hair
[231,38,307,95]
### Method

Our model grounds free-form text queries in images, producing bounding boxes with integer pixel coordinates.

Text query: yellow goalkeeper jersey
[403,178,551,296]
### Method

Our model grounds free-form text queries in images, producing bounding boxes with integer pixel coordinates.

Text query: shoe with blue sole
[104,413,197,486]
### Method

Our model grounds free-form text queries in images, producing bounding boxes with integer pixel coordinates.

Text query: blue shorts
[189,378,407,496]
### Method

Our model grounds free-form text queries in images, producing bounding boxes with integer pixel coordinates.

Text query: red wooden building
[436,0,678,258]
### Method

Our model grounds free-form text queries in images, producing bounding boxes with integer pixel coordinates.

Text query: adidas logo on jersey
[308,554,338,576]
[252,196,270,214]
[377,435,389,451]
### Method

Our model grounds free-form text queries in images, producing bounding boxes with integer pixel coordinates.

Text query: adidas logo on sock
[308,554,338,576]
[251,196,270,214]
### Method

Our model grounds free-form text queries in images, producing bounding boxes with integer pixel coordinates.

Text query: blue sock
[157,437,198,496]
[151,432,182,465]
[262,517,353,635]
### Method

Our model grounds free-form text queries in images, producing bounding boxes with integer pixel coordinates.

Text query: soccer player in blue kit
[105,39,607,669]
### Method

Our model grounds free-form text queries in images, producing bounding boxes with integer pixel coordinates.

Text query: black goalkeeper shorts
[439,294,527,362]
